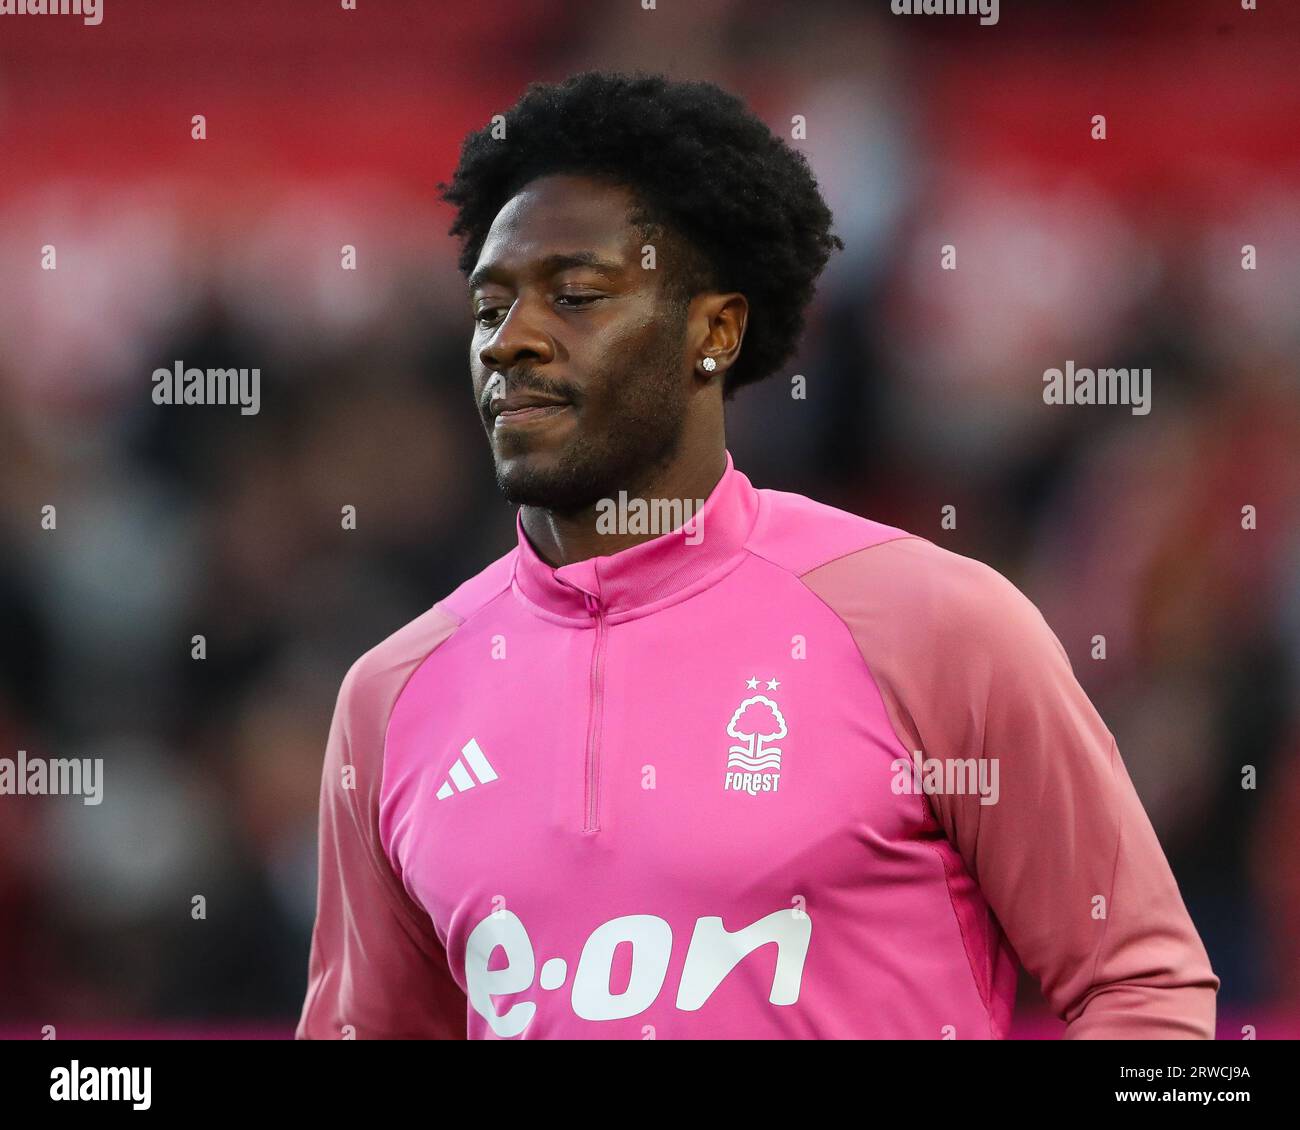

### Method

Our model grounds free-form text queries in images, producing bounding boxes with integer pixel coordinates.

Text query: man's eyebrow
[467,251,624,293]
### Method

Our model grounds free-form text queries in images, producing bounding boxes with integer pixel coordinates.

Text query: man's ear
[690,291,748,381]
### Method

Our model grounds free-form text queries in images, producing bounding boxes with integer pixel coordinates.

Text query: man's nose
[478,296,555,373]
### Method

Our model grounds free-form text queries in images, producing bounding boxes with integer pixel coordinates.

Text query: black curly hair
[437,70,844,398]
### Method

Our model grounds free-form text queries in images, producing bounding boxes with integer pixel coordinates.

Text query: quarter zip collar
[511,449,759,624]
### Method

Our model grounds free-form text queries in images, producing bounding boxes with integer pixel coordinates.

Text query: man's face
[468,173,693,513]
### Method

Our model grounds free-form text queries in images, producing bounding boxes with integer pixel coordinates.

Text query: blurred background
[0,0,1297,1038]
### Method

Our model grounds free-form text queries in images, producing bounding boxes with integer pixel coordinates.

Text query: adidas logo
[436,738,499,800]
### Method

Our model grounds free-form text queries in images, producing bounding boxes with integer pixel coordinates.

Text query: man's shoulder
[339,547,517,708]
[750,486,1048,645]
[746,485,915,577]
[785,518,1060,673]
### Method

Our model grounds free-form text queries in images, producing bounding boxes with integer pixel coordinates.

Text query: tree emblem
[726,695,787,771]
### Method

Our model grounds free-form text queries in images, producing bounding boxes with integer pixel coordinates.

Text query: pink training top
[296,451,1218,1039]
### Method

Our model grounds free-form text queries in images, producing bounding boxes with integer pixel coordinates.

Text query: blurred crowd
[0,0,1297,1034]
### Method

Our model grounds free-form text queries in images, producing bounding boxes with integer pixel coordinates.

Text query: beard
[491,313,690,515]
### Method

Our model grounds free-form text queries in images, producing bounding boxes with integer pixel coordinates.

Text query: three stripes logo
[436,738,499,800]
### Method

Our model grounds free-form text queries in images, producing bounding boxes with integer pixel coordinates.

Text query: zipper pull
[583,591,600,616]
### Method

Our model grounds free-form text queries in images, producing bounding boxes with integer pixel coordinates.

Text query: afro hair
[436,70,844,398]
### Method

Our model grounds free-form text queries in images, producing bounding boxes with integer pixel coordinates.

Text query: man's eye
[474,307,504,325]
[556,293,601,308]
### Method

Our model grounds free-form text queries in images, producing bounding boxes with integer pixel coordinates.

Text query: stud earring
[700,356,717,372]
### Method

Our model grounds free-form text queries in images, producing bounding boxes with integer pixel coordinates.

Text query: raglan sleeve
[806,537,1220,1039]
[296,655,467,1040]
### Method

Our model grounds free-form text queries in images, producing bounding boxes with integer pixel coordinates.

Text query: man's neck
[520,446,728,568]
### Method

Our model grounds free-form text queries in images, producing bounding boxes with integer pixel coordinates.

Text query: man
[296,71,1218,1039]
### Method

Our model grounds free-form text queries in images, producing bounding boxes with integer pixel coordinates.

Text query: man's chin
[493,449,600,514]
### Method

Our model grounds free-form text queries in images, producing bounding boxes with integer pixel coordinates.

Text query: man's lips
[491,402,573,429]
[488,384,569,426]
